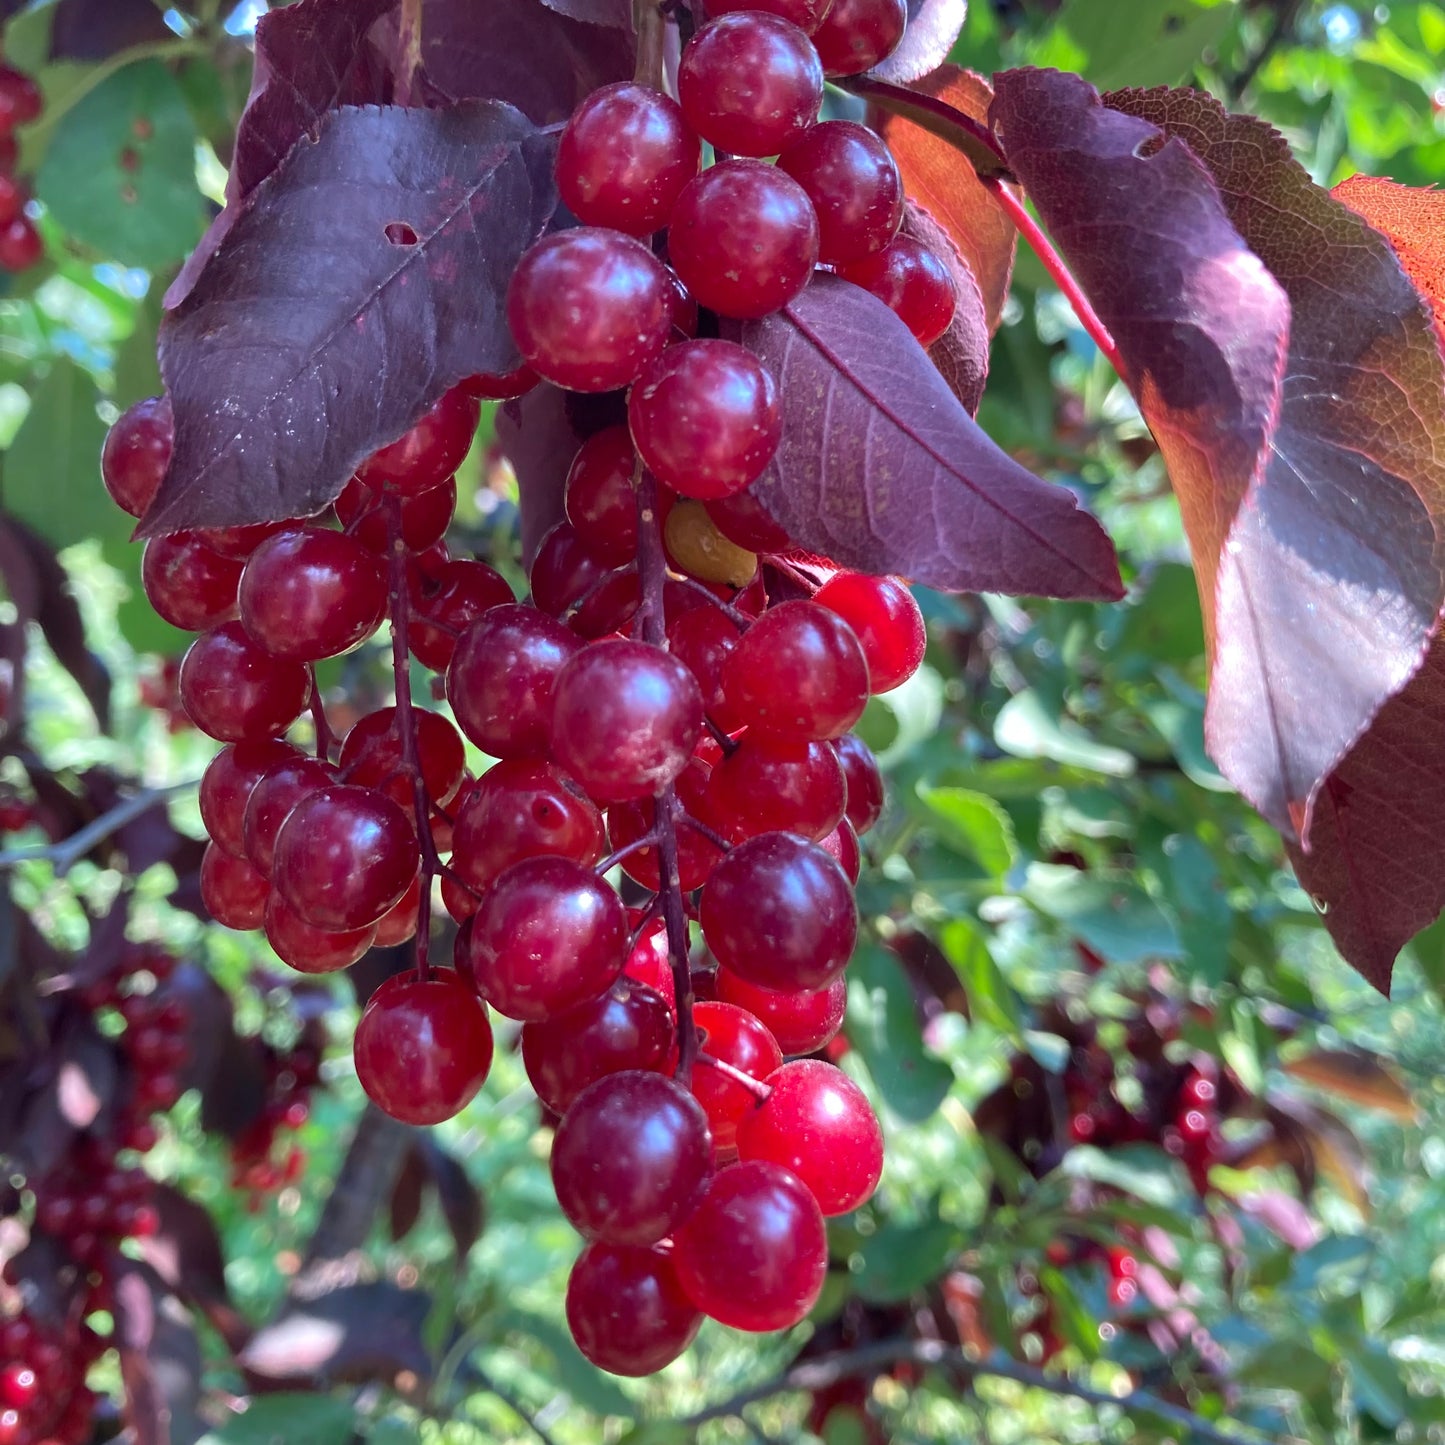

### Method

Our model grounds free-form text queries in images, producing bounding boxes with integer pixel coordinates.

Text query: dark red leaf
[388,1144,428,1241]
[49,0,174,59]
[868,0,967,85]
[992,72,1445,853]
[535,0,633,26]
[905,200,989,414]
[727,275,1122,599]
[867,65,1017,330]
[420,1138,485,1260]
[142,1185,250,1352]
[113,1261,206,1445]
[140,102,557,539]
[1334,175,1445,343]
[20,1012,118,1173]
[239,1281,431,1384]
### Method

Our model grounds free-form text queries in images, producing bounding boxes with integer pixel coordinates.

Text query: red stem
[635,467,699,1088]
[696,1051,772,1103]
[384,496,438,980]
[981,177,1125,378]
[308,684,339,763]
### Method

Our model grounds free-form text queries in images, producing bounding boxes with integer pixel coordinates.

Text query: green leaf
[4,358,121,551]
[112,283,165,409]
[915,784,1018,876]
[1344,1338,1410,1427]
[994,690,1136,777]
[846,942,953,1122]
[37,59,204,268]
[938,918,1022,1038]
[850,1212,961,1303]
[1062,0,1236,88]
[1059,1145,1188,1210]
[1022,864,1182,963]
[200,1395,356,1445]
[1116,562,1205,665]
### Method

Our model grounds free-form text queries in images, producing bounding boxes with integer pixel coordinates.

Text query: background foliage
[2,1,1445,1442]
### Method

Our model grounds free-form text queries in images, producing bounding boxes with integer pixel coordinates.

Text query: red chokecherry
[810,0,907,75]
[837,234,957,347]
[101,395,173,518]
[564,425,642,566]
[814,572,925,692]
[141,531,242,632]
[778,119,904,265]
[566,1242,702,1376]
[692,1001,784,1157]
[178,622,313,742]
[355,385,480,494]
[715,967,848,1054]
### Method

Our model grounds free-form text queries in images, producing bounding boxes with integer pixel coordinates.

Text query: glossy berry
[199,738,300,858]
[200,841,269,930]
[810,0,907,75]
[551,639,703,803]
[447,603,584,758]
[272,784,419,931]
[838,235,957,347]
[354,973,494,1124]
[450,757,605,897]
[700,831,858,990]
[666,604,748,731]
[508,228,674,392]
[735,1059,882,1214]
[628,340,781,501]
[678,14,823,159]
[564,425,641,566]
[521,978,674,1113]
[835,732,884,833]
[605,754,723,891]
[705,486,793,553]
[239,527,387,661]
[464,855,628,1021]
[705,0,835,33]
[692,1001,784,1156]
[550,1071,712,1245]
[178,622,313,742]
[339,706,467,811]
[721,600,870,740]
[373,875,422,947]
[265,892,376,974]
[819,818,861,882]
[408,558,514,672]
[715,967,848,1054]
[0,214,40,271]
[556,83,699,235]
[668,160,819,320]
[529,521,641,637]
[777,120,903,264]
[0,1365,37,1410]
[335,473,456,553]
[102,394,173,518]
[459,361,538,400]
[707,735,847,842]
[243,754,340,876]
[566,1242,702,1376]
[355,385,480,494]
[141,531,243,632]
[673,1160,827,1331]
[0,66,43,130]
[814,572,925,692]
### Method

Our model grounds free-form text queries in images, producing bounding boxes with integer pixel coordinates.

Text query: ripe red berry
[705,486,794,553]
[408,557,514,672]
[339,705,467,812]
[178,622,313,742]
[354,972,495,1124]
[692,1001,784,1157]
[199,738,300,858]
[705,0,834,34]
[521,977,674,1114]
[551,640,704,804]
[667,160,820,320]
[810,0,907,75]
[0,213,39,270]
[141,531,243,632]
[355,385,480,494]
[666,603,748,731]
[238,527,387,661]
[700,831,858,991]
[200,840,270,930]
[564,426,641,566]
[735,1059,882,1214]
[834,732,884,833]
[507,228,674,392]
[706,735,847,842]
[102,395,173,518]
[819,817,861,882]
[459,361,538,400]
[777,119,903,265]
[550,1071,713,1245]
[0,66,43,131]
[566,1242,702,1376]
[555,83,699,235]
[813,572,925,692]
[272,784,419,931]
[529,521,641,637]
[334,473,456,554]
[464,855,628,1021]
[628,340,781,501]
[678,14,823,159]
[264,893,377,974]
[242,753,340,876]
[447,603,584,758]
[715,968,848,1054]
[837,235,957,346]
[673,1160,827,1330]
[721,600,870,740]
[605,754,723,891]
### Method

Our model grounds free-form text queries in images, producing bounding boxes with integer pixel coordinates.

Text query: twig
[633,0,668,88]
[839,74,1012,181]
[675,1338,1271,1445]
[0,780,196,876]
[466,1364,562,1445]
[1224,0,1304,104]
[980,178,1124,378]
[395,0,423,107]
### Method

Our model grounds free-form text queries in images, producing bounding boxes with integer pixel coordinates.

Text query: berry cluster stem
[696,1050,772,1102]
[635,465,699,1087]
[383,496,436,979]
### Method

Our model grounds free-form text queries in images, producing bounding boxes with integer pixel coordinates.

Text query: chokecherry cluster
[0,55,43,274]
[228,1030,321,1205]
[100,0,945,1377]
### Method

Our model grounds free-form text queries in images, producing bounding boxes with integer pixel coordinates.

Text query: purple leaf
[140,102,557,539]
[19,1012,118,1174]
[535,0,633,26]
[113,1261,206,1445]
[143,1185,250,1352]
[388,1144,428,1241]
[49,0,174,60]
[420,1137,485,1261]
[868,0,968,85]
[727,275,1122,599]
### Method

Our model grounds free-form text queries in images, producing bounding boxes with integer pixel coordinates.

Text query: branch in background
[1225,0,1305,104]
[466,1364,563,1445]
[395,0,424,107]
[676,1337,1267,1445]
[0,780,196,877]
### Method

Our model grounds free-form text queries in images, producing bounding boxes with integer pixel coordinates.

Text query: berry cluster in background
[0,54,43,275]
[94,0,951,1379]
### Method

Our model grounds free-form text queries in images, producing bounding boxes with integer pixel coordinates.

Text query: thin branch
[838,74,1012,181]
[395,0,423,107]
[1224,0,1304,104]
[675,1338,1270,1445]
[633,0,668,88]
[980,178,1124,378]
[0,780,196,877]
[466,1364,563,1445]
